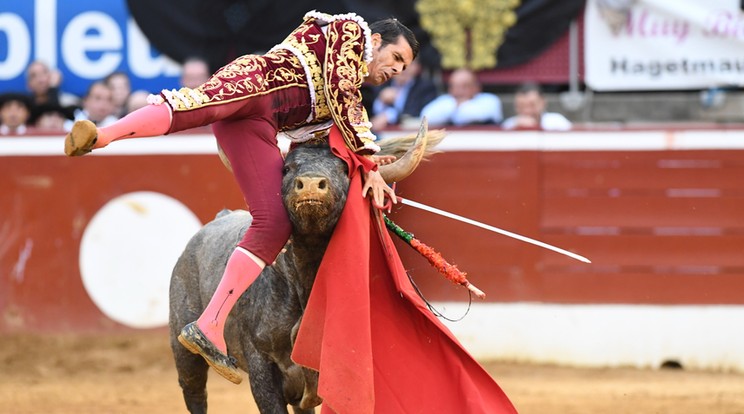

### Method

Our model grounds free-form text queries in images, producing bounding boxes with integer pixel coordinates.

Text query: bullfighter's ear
[370,32,382,49]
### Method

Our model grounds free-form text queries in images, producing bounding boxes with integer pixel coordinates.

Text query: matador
[64,10,414,383]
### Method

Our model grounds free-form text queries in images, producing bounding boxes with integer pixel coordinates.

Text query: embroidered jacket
[159,11,379,155]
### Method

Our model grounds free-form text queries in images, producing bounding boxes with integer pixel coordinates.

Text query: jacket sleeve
[323,19,379,155]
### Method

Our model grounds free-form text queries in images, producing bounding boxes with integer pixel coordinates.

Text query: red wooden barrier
[391,149,744,305]
[2,132,743,333]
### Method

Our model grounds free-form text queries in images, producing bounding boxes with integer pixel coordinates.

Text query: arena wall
[2,128,743,370]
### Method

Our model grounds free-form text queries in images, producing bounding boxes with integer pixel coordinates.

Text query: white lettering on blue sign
[0,0,181,96]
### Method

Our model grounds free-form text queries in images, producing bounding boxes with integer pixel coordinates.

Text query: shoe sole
[177,333,243,384]
[64,121,98,156]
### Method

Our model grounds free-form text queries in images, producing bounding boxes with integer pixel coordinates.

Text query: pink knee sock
[95,104,172,148]
[196,248,264,353]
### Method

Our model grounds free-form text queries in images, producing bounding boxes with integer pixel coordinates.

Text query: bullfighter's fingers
[374,155,396,165]
[383,185,397,204]
[362,180,372,199]
[363,184,385,209]
[373,186,385,208]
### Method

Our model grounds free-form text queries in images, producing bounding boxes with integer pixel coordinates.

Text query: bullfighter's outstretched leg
[177,116,290,385]
[64,103,171,156]
[178,247,265,384]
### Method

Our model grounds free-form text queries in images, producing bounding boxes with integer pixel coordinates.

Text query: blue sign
[0,0,181,98]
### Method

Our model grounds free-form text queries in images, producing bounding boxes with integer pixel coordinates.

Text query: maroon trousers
[169,85,312,264]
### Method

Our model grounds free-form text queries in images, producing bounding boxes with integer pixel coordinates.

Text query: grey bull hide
[169,123,434,413]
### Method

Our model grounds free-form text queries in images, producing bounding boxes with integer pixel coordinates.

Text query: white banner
[585,0,744,91]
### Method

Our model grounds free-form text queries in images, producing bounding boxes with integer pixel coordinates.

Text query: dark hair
[30,102,75,124]
[516,82,544,96]
[84,81,109,99]
[369,18,419,59]
[0,92,32,111]
[104,71,129,82]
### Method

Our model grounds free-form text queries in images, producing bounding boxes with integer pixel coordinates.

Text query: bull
[169,123,439,413]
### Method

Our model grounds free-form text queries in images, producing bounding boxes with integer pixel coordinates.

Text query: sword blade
[399,198,591,264]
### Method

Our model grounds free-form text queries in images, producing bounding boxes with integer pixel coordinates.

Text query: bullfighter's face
[366,34,414,86]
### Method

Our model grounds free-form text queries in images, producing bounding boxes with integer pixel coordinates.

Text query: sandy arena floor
[1,331,743,414]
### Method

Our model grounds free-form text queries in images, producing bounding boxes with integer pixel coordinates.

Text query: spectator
[125,90,151,114]
[370,58,438,130]
[25,60,80,108]
[420,68,502,126]
[104,71,132,118]
[64,81,118,131]
[180,57,211,89]
[0,92,33,135]
[501,82,572,131]
[31,103,75,132]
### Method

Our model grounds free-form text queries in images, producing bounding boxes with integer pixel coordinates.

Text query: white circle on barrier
[80,191,202,329]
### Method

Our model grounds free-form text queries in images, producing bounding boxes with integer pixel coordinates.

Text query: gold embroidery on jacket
[279,24,330,120]
[169,52,307,111]
[324,20,374,153]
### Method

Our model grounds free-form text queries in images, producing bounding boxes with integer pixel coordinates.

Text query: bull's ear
[378,117,428,183]
[217,143,233,173]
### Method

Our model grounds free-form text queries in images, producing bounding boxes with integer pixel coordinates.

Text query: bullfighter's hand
[371,154,397,165]
[363,169,397,210]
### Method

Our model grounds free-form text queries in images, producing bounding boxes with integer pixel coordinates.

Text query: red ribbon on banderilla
[381,193,592,300]
[383,214,486,299]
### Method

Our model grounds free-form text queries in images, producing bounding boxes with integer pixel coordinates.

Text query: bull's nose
[294,176,329,194]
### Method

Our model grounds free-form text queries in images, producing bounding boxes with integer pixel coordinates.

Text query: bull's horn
[217,143,234,173]
[378,117,428,183]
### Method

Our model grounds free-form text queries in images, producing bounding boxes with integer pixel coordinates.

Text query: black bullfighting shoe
[64,120,98,156]
[177,322,243,384]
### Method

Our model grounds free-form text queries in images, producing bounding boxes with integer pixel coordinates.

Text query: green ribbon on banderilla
[383,215,486,299]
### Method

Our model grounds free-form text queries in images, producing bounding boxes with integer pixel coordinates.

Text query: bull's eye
[282,166,290,175]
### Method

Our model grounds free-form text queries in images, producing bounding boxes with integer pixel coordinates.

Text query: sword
[398,197,591,264]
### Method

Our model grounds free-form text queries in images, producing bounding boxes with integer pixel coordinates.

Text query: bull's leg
[290,318,322,410]
[172,336,210,414]
[299,368,321,410]
[291,405,317,414]
[247,351,288,414]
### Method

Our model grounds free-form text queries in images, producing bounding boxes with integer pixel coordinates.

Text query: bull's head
[218,119,433,185]
[281,144,349,237]
[226,119,433,236]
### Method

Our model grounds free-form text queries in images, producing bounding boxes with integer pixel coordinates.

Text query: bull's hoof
[178,322,243,385]
[300,394,323,410]
[64,120,98,156]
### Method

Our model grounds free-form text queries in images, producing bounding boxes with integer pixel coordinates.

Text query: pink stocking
[196,248,263,353]
[95,104,172,148]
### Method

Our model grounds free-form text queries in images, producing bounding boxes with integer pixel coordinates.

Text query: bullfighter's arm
[323,19,380,156]
[322,19,397,207]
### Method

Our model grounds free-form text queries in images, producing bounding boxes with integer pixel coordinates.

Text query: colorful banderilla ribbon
[383,215,486,299]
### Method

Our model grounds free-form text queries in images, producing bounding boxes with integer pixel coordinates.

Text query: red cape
[292,126,517,414]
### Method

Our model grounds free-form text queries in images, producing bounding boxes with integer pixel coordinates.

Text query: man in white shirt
[371,58,438,130]
[64,81,118,132]
[421,68,503,126]
[501,82,572,131]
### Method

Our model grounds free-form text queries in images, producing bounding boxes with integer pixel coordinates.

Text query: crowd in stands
[1,57,572,136]
[367,65,572,133]
[0,57,211,136]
